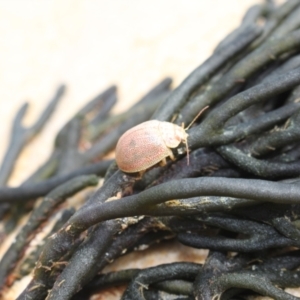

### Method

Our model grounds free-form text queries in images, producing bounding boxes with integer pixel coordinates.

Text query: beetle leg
[122,185,133,196]
[168,149,176,161]
[137,170,145,179]
[159,157,167,167]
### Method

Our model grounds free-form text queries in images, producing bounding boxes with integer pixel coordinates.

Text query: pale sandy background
[2,1,295,299]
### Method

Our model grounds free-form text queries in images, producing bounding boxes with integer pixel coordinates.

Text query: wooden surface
[3,1,298,299]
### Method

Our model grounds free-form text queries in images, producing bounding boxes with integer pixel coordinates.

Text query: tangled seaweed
[1,1,300,299]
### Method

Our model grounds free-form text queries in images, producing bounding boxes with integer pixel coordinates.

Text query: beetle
[116,120,188,173]
[115,106,208,174]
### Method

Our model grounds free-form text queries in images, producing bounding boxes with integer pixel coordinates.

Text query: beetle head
[167,124,190,165]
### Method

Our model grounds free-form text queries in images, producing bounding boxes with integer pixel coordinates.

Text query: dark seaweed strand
[17,171,137,300]
[235,205,300,246]
[272,54,300,76]
[152,24,262,122]
[131,77,172,109]
[55,117,84,174]
[86,86,117,126]
[54,88,117,170]
[271,4,300,39]
[77,177,300,228]
[193,251,247,300]
[47,220,122,300]
[3,152,59,234]
[252,269,300,289]
[83,101,161,162]
[243,53,300,93]
[51,118,84,176]
[123,289,185,300]
[179,29,300,127]
[0,175,98,290]
[256,249,300,273]
[213,2,271,53]
[135,156,241,195]
[22,85,116,184]
[131,229,175,254]
[277,144,300,162]
[177,213,299,252]
[3,86,115,235]
[48,217,164,300]
[74,270,135,300]
[193,250,300,299]
[47,86,117,176]
[286,83,300,103]
[188,66,300,149]
[249,0,300,49]
[85,170,137,206]
[87,101,159,144]
[48,219,134,300]
[59,86,116,159]
[214,100,300,150]
[0,159,112,203]
[75,271,193,299]
[207,271,300,300]
[0,85,65,186]
[147,196,256,217]
[88,77,172,141]
[23,85,65,138]
[231,201,298,225]
[152,280,193,297]
[272,216,300,241]
[250,110,300,157]
[107,218,172,261]
[222,102,300,143]
[51,175,300,237]
[17,177,300,299]
[73,268,140,299]
[121,262,202,300]
[217,144,300,179]
[0,85,65,233]
[215,59,285,128]
[3,86,116,235]
[240,2,273,26]
[17,208,75,278]
[22,151,60,184]
[144,148,232,189]
[76,85,117,117]
[265,145,300,163]
[1,158,110,237]
[188,34,298,127]
[164,216,208,235]
[208,168,241,178]
[134,147,233,192]
[104,161,121,184]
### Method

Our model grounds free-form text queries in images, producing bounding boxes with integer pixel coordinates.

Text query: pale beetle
[115,106,208,174]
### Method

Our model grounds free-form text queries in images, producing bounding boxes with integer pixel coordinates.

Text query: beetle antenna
[186,136,190,166]
[186,105,209,130]
[181,122,190,165]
